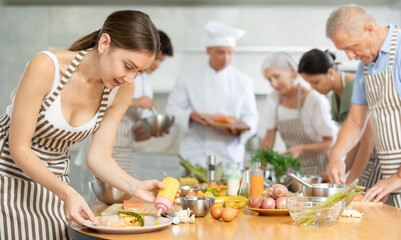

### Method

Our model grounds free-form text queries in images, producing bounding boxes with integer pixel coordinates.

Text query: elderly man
[166,21,258,171]
[325,4,401,207]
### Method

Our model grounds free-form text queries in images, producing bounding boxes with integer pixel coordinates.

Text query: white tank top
[6,51,119,132]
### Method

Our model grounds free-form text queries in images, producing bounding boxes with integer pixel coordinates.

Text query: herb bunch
[250,149,302,183]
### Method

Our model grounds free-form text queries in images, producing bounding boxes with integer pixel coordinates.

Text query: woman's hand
[130,96,155,109]
[64,190,95,225]
[132,180,180,203]
[283,145,304,158]
[362,173,401,202]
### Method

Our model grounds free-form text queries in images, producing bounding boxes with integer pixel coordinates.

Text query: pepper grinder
[207,155,216,184]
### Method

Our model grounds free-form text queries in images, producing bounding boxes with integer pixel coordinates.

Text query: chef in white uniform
[166,21,258,170]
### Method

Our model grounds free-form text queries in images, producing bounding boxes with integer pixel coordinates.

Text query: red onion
[261,197,275,209]
[275,197,288,209]
[263,188,274,198]
[272,184,288,199]
[250,196,264,208]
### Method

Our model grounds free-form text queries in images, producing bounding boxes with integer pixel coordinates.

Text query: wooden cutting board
[200,113,250,132]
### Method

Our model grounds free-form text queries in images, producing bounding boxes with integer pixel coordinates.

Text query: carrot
[214,115,235,124]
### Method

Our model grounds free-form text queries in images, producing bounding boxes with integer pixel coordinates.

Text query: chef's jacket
[166,63,258,169]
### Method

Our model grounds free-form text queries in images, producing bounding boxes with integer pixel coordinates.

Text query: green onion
[117,211,145,227]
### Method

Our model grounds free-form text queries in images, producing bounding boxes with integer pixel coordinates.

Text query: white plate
[83,215,172,234]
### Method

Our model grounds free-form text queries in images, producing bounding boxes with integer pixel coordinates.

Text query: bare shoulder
[109,83,135,108]
[47,49,79,67]
[23,53,55,89]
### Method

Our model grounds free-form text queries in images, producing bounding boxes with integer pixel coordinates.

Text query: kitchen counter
[69,202,401,240]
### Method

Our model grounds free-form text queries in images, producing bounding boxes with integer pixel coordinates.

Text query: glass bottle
[238,166,250,198]
[250,162,264,197]
[227,164,240,196]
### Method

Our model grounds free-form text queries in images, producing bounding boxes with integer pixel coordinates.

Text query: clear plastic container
[227,164,240,196]
[154,177,180,216]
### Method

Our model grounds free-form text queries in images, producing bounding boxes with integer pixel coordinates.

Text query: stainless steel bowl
[141,114,175,135]
[301,183,354,206]
[180,197,215,217]
[88,179,131,205]
[179,186,207,197]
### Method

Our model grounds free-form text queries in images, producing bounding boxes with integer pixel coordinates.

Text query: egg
[210,206,223,220]
[221,207,236,222]
[234,208,240,217]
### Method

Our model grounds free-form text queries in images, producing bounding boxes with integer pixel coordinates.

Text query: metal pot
[287,174,322,192]
[301,183,353,206]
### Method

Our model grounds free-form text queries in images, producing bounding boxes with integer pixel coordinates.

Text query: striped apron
[332,72,382,189]
[275,85,328,175]
[364,27,401,208]
[0,50,111,239]
[359,148,382,189]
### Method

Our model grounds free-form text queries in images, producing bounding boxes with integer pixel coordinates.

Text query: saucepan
[289,173,353,206]
[286,173,322,192]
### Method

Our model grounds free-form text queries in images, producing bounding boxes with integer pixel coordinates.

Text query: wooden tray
[200,113,250,132]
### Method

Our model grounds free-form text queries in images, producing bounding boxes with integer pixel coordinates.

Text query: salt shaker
[207,155,216,184]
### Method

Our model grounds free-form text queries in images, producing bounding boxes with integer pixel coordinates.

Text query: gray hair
[261,52,298,76]
[326,4,376,38]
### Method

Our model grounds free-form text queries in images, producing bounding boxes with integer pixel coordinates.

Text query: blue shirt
[351,24,401,105]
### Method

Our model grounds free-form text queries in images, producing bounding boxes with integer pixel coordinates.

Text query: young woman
[0,10,168,239]
[298,48,381,188]
[261,52,337,176]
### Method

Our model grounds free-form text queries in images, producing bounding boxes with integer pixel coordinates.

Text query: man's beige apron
[364,27,401,208]
[275,84,328,175]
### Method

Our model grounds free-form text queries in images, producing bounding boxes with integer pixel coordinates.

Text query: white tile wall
[1,3,400,195]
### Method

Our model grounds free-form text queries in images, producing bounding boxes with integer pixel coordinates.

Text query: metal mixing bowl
[88,179,131,205]
[179,186,207,197]
[180,197,215,217]
[301,183,354,206]
[141,114,175,135]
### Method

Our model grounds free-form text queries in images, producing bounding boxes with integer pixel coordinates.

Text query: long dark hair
[298,49,337,74]
[69,10,160,56]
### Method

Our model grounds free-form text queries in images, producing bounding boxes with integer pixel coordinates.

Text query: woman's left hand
[283,145,304,158]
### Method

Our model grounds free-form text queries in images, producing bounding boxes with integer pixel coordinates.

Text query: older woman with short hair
[261,52,337,176]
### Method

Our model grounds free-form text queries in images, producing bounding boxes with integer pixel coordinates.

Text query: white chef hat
[204,21,245,47]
